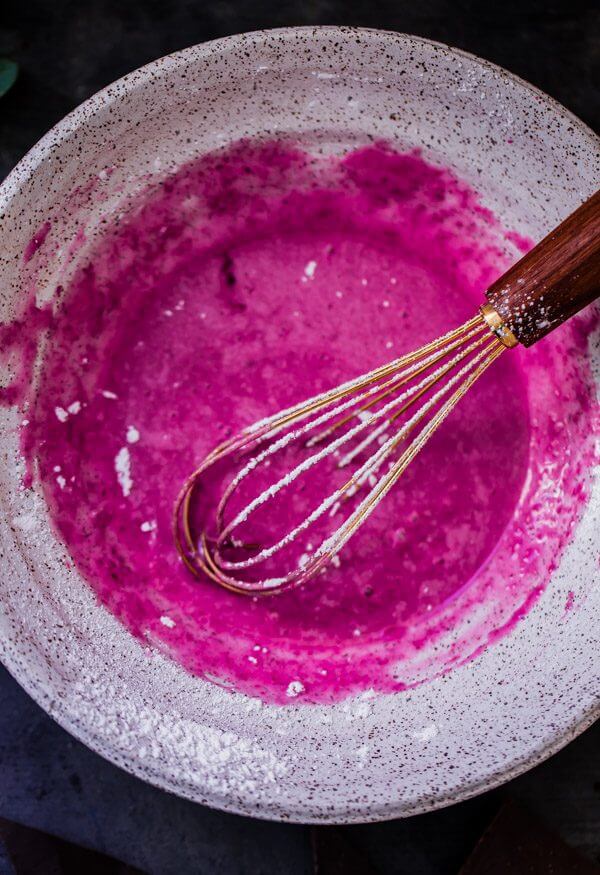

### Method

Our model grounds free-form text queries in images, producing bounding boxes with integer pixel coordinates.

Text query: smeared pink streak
[23,221,51,262]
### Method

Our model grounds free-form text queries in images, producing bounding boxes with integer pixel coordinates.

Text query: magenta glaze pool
[16,141,597,704]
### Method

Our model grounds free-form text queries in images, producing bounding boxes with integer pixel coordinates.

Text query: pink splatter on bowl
[0,28,598,822]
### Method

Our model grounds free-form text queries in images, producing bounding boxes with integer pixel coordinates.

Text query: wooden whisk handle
[485,189,600,346]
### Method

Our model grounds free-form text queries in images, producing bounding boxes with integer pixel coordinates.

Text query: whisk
[174,189,600,595]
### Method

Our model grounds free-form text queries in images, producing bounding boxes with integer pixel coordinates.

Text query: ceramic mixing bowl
[0,27,598,822]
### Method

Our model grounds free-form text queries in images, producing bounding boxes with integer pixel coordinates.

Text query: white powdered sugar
[302,260,317,281]
[286,681,305,698]
[115,447,133,497]
[412,723,440,742]
[55,401,82,421]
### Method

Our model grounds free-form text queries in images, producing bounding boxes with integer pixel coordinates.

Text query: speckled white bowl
[0,28,598,823]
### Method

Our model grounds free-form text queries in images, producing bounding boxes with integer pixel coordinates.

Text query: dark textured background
[0,2,599,873]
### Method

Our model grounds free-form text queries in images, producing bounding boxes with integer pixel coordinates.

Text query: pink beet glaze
[13,140,599,704]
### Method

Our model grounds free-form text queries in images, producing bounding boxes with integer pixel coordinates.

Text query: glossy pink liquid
[18,141,598,703]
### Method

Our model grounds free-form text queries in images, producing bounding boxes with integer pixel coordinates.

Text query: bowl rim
[1,26,599,219]
[0,25,598,824]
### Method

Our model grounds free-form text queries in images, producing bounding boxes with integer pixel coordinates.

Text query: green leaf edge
[0,59,18,99]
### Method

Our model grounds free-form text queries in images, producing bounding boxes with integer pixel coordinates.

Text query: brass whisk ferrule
[480,303,519,349]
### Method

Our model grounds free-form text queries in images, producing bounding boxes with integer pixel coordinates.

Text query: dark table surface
[1,2,599,873]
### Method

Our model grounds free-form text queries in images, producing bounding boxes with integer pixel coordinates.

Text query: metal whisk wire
[174,310,505,595]
[172,188,600,595]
